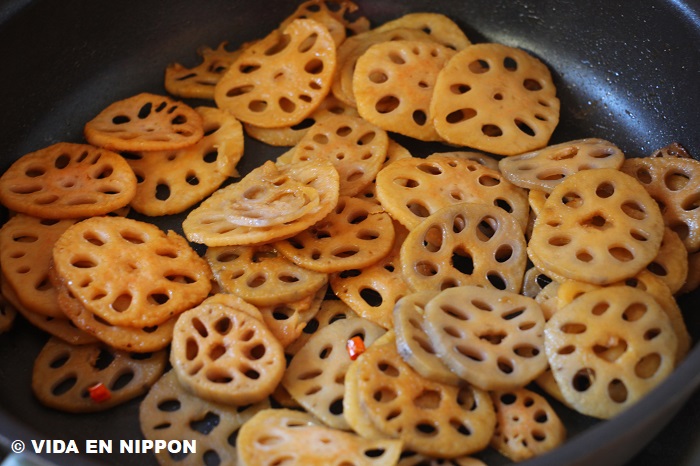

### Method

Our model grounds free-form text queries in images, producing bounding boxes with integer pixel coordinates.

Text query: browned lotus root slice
[528,168,666,285]
[393,291,462,386]
[345,331,495,458]
[423,286,548,390]
[431,43,560,156]
[0,142,137,219]
[140,370,269,466]
[170,301,285,405]
[52,216,212,328]
[498,138,625,193]
[620,155,700,253]
[237,408,403,466]
[125,106,244,216]
[643,227,688,294]
[376,154,529,232]
[84,93,203,151]
[0,293,16,334]
[285,298,359,355]
[650,141,692,159]
[279,0,370,47]
[353,40,456,141]
[544,286,678,419]
[283,316,385,430]
[291,113,389,197]
[32,336,166,413]
[275,195,396,273]
[214,19,336,129]
[373,12,471,50]
[183,158,339,246]
[400,202,527,293]
[165,41,245,100]
[489,387,566,462]
[398,453,487,466]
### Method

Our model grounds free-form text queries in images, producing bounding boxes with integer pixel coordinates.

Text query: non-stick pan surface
[0,1,698,465]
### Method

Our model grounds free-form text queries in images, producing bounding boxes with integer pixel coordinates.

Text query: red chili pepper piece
[88,382,112,403]
[346,336,366,361]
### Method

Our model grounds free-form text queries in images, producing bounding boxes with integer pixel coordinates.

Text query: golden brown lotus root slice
[275,195,396,273]
[423,285,548,390]
[400,202,527,293]
[0,142,137,219]
[237,408,403,466]
[353,39,456,141]
[544,286,678,419]
[528,168,665,285]
[32,337,166,413]
[285,298,359,355]
[84,93,203,152]
[283,316,385,430]
[279,0,370,47]
[214,19,336,129]
[644,227,688,294]
[346,331,496,458]
[620,155,700,252]
[258,284,327,349]
[170,301,285,405]
[375,154,529,231]
[183,158,339,246]
[125,106,244,216]
[373,12,471,50]
[498,138,625,193]
[489,387,566,462]
[431,43,560,156]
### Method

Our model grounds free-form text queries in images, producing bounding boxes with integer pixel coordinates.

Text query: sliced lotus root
[533,367,572,408]
[32,336,166,413]
[375,154,529,232]
[423,285,548,390]
[373,12,471,51]
[345,331,496,457]
[290,113,389,197]
[620,155,700,252]
[392,291,462,386]
[275,195,396,273]
[0,293,17,334]
[124,106,244,216]
[214,19,336,129]
[283,316,385,430]
[430,43,560,156]
[398,453,487,466]
[279,0,370,47]
[535,281,561,321]
[499,138,625,193]
[183,158,339,246]
[400,202,527,293]
[353,39,456,141]
[52,216,212,328]
[643,227,688,294]
[544,286,678,419]
[236,408,403,466]
[680,250,700,294]
[84,93,203,152]
[205,243,328,307]
[285,298,359,355]
[438,150,500,171]
[489,387,566,462]
[0,142,137,219]
[170,301,285,405]
[521,266,553,299]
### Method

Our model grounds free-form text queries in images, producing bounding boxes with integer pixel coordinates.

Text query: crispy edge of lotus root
[279,0,371,45]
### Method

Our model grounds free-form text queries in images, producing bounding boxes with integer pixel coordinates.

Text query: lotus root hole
[111,293,133,312]
[468,59,490,74]
[451,248,475,275]
[575,250,594,263]
[360,288,383,307]
[456,344,484,362]
[248,100,268,113]
[185,338,199,361]
[622,302,648,321]
[497,357,514,374]
[415,260,438,277]
[621,201,647,220]
[560,323,586,334]
[609,246,634,262]
[524,78,543,91]
[376,95,400,114]
[487,272,507,290]
[304,58,323,74]
[479,331,506,345]
[665,171,690,191]
[572,368,594,392]
[190,411,220,435]
[608,379,628,403]
[206,368,233,384]
[246,343,266,361]
[593,340,628,363]
[635,353,663,379]
[373,387,398,403]
[450,83,471,94]
[482,124,503,137]
[446,108,477,124]
[377,361,400,377]
[51,376,77,396]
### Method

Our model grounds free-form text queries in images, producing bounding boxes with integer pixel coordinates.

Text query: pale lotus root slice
[534,281,562,321]
[236,408,403,466]
[373,12,472,51]
[345,331,496,458]
[0,293,17,334]
[620,155,700,253]
[643,227,688,294]
[51,216,212,328]
[275,195,396,273]
[498,138,625,193]
[182,158,339,246]
[544,286,678,419]
[423,285,548,390]
[375,154,529,232]
[282,316,385,430]
[521,266,554,299]
[397,452,487,466]
[392,290,462,386]
[528,168,665,285]
[125,106,244,216]
[430,43,560,156]
[400,202,527,294]
[279,0,370,47]
[170,302,285,405]
[0,142,137,219]
[291,113,389,197]
[139,370,270,466]
[285,298,359,355]
[353,39,456,141]
[214,19,337,129]
[489,387,566,462]
[32,336,166,413]
[84,93,203,152]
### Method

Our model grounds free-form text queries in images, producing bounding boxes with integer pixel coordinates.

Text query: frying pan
[0,0,698,465]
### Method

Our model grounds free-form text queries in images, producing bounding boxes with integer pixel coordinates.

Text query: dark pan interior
[0,1,698,465]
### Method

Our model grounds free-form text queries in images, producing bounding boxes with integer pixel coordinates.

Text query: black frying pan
[0,1,698,465]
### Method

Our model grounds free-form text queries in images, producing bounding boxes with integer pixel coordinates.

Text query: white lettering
[120,440,134,454]
[31,440,45,453]
[86,440,112,454]
[65,440,79,454]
